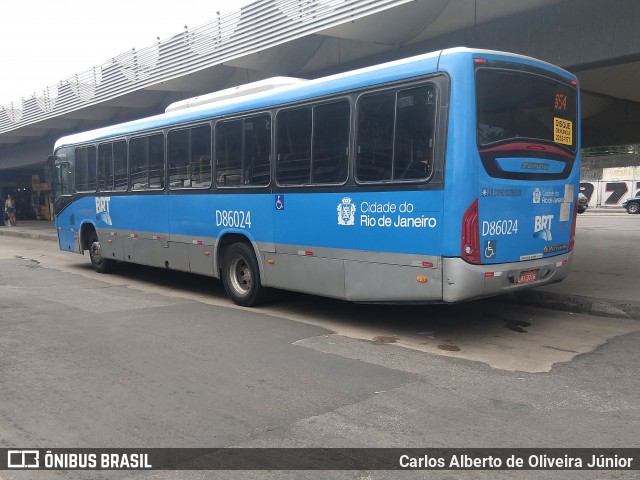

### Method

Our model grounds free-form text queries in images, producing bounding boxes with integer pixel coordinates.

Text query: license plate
[517,269,539,284]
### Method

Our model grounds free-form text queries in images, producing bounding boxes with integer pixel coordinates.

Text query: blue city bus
[47,47,580,306]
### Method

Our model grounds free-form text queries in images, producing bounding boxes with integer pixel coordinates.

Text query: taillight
[461,198,480,264]
[569,200,578,251]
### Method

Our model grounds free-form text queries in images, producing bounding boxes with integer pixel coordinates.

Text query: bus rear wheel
[221,243,268,306]
[88,232,115,273]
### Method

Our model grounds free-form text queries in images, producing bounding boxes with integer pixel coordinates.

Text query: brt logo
[95,197,113,226]
[96,196,111,213]
[533,214,553,241]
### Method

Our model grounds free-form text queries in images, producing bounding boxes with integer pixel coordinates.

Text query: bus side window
[394,86,436,180]
[168,129,190,188]
[356,86,435,183]
[129,137,148,190]
[244,115,271,186]
[75,147,88,192]
[130,134,164,190]
[98,143,114,191]
[113,141,128,191]
[356,93,394,182]
[190,125,212,188]
[276,107,312,185]
[312,101,349,184]
[169,125,211,189]
[75,146,97,192]
[148,134,165,189]
[216,120,243,187]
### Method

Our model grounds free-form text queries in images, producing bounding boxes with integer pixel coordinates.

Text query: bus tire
[221,242,268,307]
[88,232,115,274]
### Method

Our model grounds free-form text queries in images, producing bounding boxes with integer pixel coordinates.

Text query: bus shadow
[78,260,529,337]
[270,290,507,336]
[77,261,228,299]
[72,261,621,373]
[79,259,497,335]
[271,291,611,373]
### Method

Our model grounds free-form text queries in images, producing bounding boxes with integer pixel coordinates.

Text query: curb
[0,229,57,242]
[503,290,640,321]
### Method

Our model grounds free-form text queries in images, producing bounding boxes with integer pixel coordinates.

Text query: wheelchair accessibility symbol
[484,240,497,259]
[275,195,285,211]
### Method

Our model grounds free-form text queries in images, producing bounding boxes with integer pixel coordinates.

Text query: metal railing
[0,0,411,135]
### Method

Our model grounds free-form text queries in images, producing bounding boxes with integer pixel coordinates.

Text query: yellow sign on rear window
[554,117,573,146]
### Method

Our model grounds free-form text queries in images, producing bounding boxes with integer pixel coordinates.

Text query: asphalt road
[0,215,638,480]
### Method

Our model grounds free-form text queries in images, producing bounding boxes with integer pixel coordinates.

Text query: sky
[0,0,254,107]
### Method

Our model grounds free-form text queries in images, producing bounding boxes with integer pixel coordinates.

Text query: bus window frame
[129,131,166,191]
[74,145,98,193]
[54,75,448,199]
[97,138,129,192]
[213,111,273,189]
[274,96,352,189]
[97,142,115,192]
[353,79,440,186]
[167,123,213,191]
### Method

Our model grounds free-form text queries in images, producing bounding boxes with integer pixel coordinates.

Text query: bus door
[48,154,77,252]
[473,67,579,269]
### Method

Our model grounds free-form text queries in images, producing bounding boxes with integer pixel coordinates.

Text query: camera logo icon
[7,450,40,468]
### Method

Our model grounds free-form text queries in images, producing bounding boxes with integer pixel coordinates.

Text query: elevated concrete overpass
[2,0,640,189]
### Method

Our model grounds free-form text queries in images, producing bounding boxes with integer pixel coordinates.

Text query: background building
[2,0,639,217]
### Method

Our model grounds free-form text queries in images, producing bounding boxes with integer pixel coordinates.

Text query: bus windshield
[476,69,577,152]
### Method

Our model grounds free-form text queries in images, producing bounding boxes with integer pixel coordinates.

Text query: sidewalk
[0,220,58,241]
[509,209,640,319]
[0,214,638,319]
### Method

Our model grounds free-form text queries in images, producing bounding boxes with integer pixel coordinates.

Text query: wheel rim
[630,204,639,213]
[89,241,103,266]
[229,256,252,296]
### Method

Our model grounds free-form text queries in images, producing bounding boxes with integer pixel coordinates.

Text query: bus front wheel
[221,243,268,307]
[88,232,115,273]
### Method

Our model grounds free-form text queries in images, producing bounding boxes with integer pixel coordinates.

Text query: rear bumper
[442,253,572,303]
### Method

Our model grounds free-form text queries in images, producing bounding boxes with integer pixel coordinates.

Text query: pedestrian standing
[5,194,17,226]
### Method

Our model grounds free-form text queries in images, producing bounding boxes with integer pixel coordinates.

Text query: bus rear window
[476,70,577,152]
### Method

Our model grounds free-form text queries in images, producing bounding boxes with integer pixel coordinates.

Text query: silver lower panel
[93,226,572,303]
[442,254,572,303]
